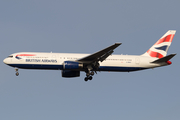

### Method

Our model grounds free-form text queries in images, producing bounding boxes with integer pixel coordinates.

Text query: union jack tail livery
[142,30,176,58]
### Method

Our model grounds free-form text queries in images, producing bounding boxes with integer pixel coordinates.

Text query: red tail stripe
[155,34,175,45]
[147,50,164,58]
[16,54,36,57]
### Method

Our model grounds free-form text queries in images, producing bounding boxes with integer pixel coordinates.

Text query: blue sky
[0,1,180,120]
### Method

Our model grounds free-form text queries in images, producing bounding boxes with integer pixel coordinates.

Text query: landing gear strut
[84,63,99,81]
[15,68,19,76]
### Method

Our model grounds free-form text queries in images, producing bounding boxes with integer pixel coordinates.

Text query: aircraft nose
[3,58,8,64]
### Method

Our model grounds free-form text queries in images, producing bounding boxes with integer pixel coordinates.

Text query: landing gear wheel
[84,76,93,81]
[86,73,90,76]
[16,72,19,76]
[89,76,93,80]
[15,68,19,76]
[84,77,88,81]
[90,71,94,76]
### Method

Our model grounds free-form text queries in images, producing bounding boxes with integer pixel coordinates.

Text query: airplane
[3,30,176,81]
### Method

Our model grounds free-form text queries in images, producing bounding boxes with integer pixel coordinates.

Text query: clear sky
[0,1,180,120]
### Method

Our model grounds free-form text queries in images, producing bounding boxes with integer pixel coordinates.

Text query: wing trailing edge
[77,43,121,63]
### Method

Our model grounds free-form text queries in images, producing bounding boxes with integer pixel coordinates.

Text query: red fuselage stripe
[16,54,36,57]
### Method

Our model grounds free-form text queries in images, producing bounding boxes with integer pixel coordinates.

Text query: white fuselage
[3,30,176,80]
[3,52,166,72]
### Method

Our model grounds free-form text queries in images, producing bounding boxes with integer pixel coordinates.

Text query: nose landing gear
[15,68,19,76]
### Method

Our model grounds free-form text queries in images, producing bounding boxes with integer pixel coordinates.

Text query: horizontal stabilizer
[151,54,176,63]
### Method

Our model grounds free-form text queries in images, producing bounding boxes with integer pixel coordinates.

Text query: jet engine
[63,61,83,70]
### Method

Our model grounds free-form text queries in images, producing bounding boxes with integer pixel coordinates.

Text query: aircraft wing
[77,43,121,63]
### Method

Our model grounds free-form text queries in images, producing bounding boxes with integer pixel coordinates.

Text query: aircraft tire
[89,76,93,80]
[84,77,88,81]
[86,73,90,76]
[16,72,19,76]
[90,71,94,76]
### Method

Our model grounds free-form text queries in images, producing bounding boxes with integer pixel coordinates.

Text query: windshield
[8,55,13,58]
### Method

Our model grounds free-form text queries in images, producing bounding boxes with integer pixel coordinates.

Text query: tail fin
[142,30,176,58]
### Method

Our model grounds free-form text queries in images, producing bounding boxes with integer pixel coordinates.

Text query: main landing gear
[84,63,99,82]
[15,68,19,76]
[84,71,94,81]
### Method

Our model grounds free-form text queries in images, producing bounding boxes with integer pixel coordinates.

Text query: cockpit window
[8,55,13,58]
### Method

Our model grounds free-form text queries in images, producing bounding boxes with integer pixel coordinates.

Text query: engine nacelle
[62,70,80,78]
[63,61,83,70]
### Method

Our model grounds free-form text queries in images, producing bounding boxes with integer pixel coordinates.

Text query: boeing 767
[3,30,176,81]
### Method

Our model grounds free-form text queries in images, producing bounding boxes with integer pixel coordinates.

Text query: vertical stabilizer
[142,30,176,58]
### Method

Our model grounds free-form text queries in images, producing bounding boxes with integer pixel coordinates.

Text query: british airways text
[26,59,57,63]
